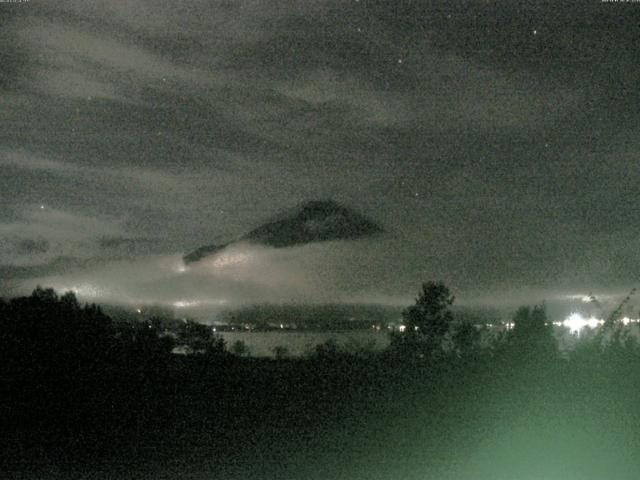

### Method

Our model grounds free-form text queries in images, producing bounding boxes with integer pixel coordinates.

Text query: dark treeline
[218,302,401,331]
[217,302,498,332]
[2,284,640,479]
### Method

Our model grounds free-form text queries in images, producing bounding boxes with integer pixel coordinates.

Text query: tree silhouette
[506,304,557,360]
[177,319,225,355]
[230,340,250,357]
[451,322,482,358]
[272,345,290,359]
[314,338,341,359]
[391,281,455,358]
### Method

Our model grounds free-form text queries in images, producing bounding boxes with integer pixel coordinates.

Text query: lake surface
[219,322,640,357]
[219,330,390,357]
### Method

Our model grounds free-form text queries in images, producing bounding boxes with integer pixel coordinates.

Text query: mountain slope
[184,200,383,264]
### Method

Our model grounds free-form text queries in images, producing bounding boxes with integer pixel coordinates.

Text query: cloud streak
[2,1,640,308]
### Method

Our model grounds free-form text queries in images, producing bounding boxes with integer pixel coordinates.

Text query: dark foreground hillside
[2,288,640,479]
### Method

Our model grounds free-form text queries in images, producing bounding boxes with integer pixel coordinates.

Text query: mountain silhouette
[183,200,383,264]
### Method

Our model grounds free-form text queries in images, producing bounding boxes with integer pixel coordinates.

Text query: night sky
[2,1,640,310]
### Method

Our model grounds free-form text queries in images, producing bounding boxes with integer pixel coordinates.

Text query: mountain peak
[184,200,383,263]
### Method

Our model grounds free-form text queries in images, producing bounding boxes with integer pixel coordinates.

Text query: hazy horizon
[2,1,640,314]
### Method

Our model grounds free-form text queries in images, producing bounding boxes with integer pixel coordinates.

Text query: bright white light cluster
[555,313,639,334]
[621,317,634,326]
[559,313,602,334]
